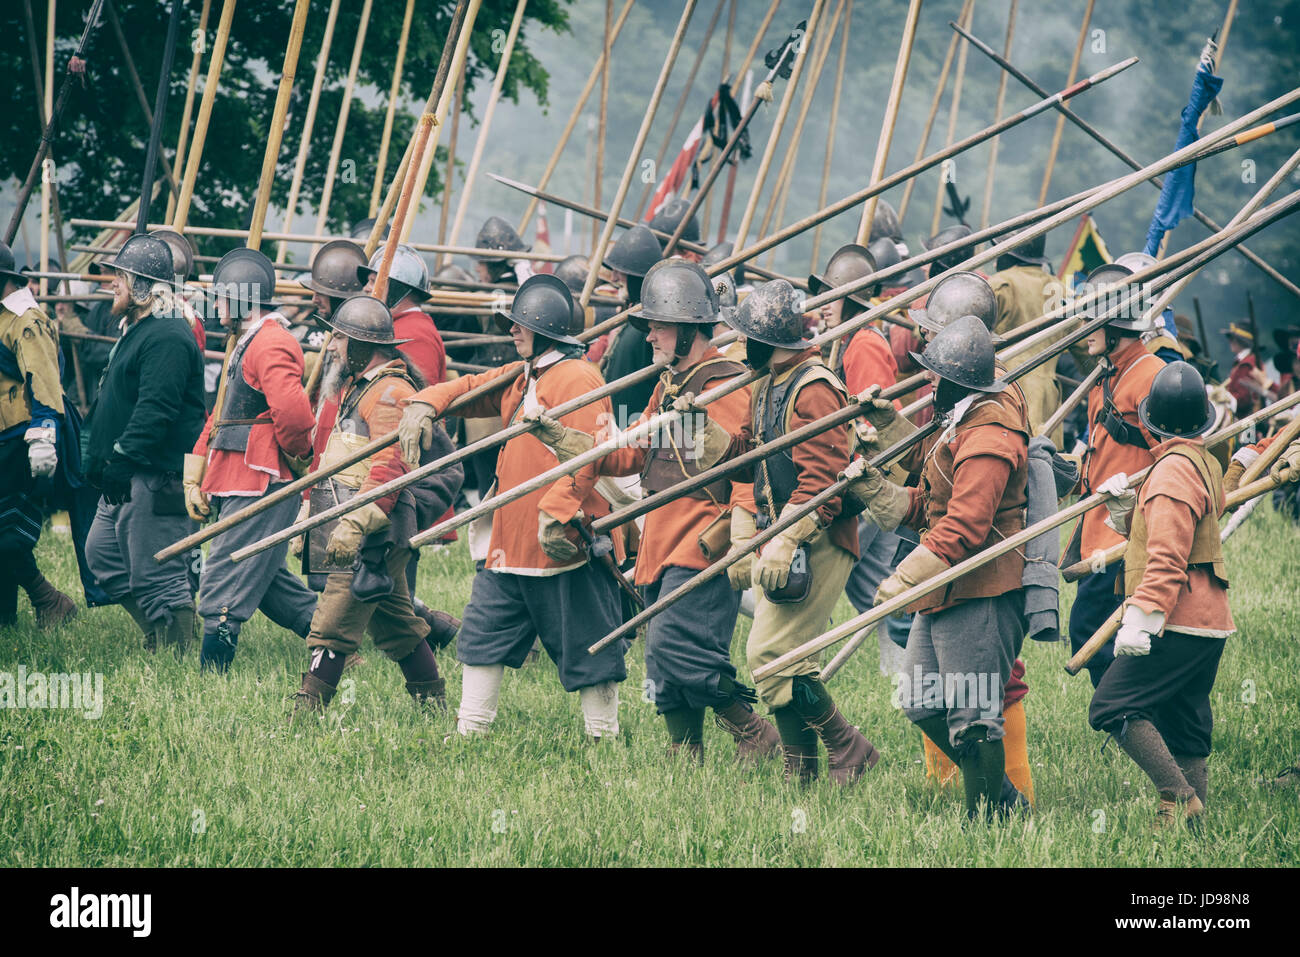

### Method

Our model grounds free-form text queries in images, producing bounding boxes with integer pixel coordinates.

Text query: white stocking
[457,664,505,735]
[579,681,620,738]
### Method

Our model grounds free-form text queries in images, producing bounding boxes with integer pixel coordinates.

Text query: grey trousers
[898,591,1026,747]
[197,490,318,640]
[843,516,916,675]
[85,473,197,625]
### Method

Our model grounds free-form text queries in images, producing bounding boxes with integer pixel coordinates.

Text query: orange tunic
[1076,338,1164,559]
[1129,439,1234,637]
[352,361,416,515]
[408,353,614,575]
[841,325,899,401]
[593,348,756,586]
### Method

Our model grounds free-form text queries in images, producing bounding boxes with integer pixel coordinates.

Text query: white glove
[1114,604,1165,657]
[1098,471,1138,536]
[25,425,58,479]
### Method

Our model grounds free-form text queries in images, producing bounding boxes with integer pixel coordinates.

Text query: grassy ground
[2,501,1298,867]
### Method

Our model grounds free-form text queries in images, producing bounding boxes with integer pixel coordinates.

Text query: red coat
[195,317,315,496]
[1225,352,1269,415]
[841,325,899,401]
[394,307,447,386]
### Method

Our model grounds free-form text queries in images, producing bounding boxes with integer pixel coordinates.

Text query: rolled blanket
[1023,436,1077,642]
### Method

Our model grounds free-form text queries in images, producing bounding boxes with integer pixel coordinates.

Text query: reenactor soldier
[397,275,628,740]
[600,224,664,427]
[83,234,206,653]
[1064,263,1165,687]
[292,295,453,714]
[473,216,532,286]
[360,243,446,388]
[0,240,77,627]
[989,234,1065,439]
[530,260,779,762]
[186,248,319,672]
[1222,323,1271,417]
[851,315,1033,821]
[301,240,367,341]
[1088,362,1235,827]
[648,197,702,261]
[721,279,881,786]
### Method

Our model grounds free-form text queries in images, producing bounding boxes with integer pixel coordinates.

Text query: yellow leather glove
[843,457,911,531]
[538,509,582,563]
[725,507,758,590]
[183,453,211,523]
[398,399,440,466]
[874,544,948,607]
[522,409,594,463]
[670,392,733,470]
[289,499,310,557]
[754,506,822,593]
[1269,440,1300,483]
[324,501,389,567]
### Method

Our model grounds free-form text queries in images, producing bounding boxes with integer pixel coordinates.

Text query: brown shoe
[26,574,77,629]
[1154,793,1205,830]
[714,701,782,763]
[414,600,461,650]
[291,672,337,716]
[407,677,447,712]
[807,706,880,785]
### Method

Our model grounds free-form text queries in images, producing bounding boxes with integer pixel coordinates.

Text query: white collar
[937,393,979,445]
[1235,347,1251,362]
[522,348,566,415]
[1,287,39,316]
[237,311,286,346]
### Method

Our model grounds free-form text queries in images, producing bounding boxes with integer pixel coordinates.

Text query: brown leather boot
[414,600,461,650]
[25,574,77,629]
[1154,792,1205,830]
[807,706,881,785]
[407,677,447,712]
[714,701,782,763]
[291,672,337,716]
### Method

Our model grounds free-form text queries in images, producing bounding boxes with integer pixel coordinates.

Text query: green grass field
[2,502,1298,867]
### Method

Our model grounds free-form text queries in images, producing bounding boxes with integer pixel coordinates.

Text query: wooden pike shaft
[172,0,236,233]
[437,68,465,261]
[1066,469,1292,676]
[312,0,374,246]
[278,0,343,261]
[167,0,212,223]
[446,0,529,248]
[374,113,437,305]
[371,0,416,217]
[858,0,922,243]
[247,0,312,251]
[577,0,700,310]
[731,0,826,252]
[516,0,635,234]
[103,0,180,200]
[954,18,1300,301]
[809,0,852,273]
[1037,0,1094,206]
[594,0,611,250]
[897,0,971,222]
[979,0,1017,230]
[928,0,969,238]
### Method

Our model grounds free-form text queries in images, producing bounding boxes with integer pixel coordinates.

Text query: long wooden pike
[516,0,635,235]
[978,0,1017,230]
[371,0,416,218]
[134,0,184,234]
[808,0,852,272]
[577,0,700,310]
[953,18,1300,301]
[858,0,922,243]
[312,0,374,248]
[172,0,237,234]
[166,0,211,223]
[927,0,970,238]
[1037,0,1094,206]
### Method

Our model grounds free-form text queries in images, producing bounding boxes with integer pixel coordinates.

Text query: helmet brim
[909,350,1007,393]
[501,310,584,347]
[721,308,813,350]
[808,270,874,310]
[1137,394,1215,440]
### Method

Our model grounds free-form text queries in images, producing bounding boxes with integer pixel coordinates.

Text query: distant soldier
[292,296,454,715]
[1064,264,1165,687]
[0,240,77,628]
[529,260,780,762]
[186,248,319,673]
[989,235,1066,440]
[720,280,881,786]
[398,275,628,740]
[473,216,533,286]
[1221,323,1270,417]
[648,197,701,262]
[599,224,663,427]
[360,243,446,388]
[1088,362,1234,827]
[83,235,206,653]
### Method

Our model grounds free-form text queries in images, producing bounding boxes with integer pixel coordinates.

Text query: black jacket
[84,310,206,477]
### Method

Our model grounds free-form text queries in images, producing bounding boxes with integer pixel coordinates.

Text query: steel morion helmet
[303,239,367,300]
[553,255,591,293]
[1114,251,1157,274]
[808,243,876,310]
[475,216,529,258]
[602,224,662,279]
[1076,262,1150,333]
[910,271,997,335]
[867,199,903,244]
[923,224,978,275]
[499,273,583,347]
[324,293,411,345]
[149,228,197,281]
[211,247,277,319]
[910,313,1006,393]
[867,237,902,277]
[104,233,175,302]
[636,259,719,357]
[648,197,700,247]
[1000,232,1050,269]
[0,241,27,286]
[1139,361,1215,439]
[725,278,811,352]
[358,243,431,308]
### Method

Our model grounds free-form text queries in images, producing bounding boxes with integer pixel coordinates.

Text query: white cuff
[1231,446,1260,468]
[24,426,56,445]
[1121,603,1166,636]
[579,681,620,738]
